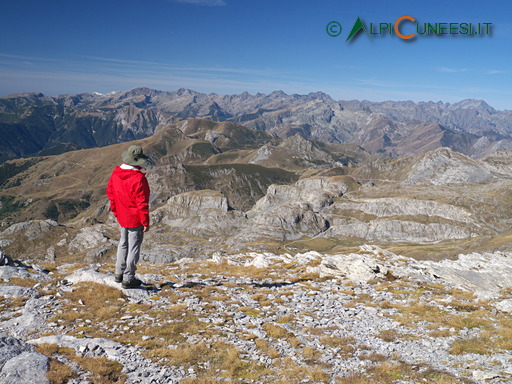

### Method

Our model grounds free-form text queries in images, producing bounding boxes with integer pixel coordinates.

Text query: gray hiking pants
[115,226,144,282]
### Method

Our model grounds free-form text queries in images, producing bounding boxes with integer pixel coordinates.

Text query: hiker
[106,145,150,289]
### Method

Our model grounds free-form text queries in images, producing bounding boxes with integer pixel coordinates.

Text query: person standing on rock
[106,145,150,289]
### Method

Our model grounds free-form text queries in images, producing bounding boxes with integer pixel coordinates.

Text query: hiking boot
[122,278,143,289]
[114,274,123,283]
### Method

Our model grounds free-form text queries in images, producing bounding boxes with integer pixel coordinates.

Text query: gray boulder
[314,252,390,282]
[0,285,39,299]
[0,334,34,370]
[68,225,114,252]
[0,352,49,384]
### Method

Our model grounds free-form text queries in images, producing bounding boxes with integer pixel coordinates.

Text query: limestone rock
[312,252,390,282]
[153,190,245,237]
[404,148,493,185]
[28,334,183,383]
[495,300,512,313]
[0,334,34,370]
[0,285,40,300]
[0,264,50,283]
[68,226,114,252]
[326,219,472,242]
[333,197,473,223]
[246,202,328,241]
[0,220,58,241]
[0,352,49,384]
[420,251,512,299]
[250,176,353,214]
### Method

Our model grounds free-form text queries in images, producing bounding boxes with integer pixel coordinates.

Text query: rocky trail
[1,245,512,383]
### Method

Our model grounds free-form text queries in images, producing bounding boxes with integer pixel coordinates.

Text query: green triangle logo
[346,17,367,43]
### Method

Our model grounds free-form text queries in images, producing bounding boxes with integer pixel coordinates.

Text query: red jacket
[106,165,150,228]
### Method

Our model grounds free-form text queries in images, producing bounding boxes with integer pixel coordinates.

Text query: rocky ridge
[1,245,512,383]
[2,88,512,161]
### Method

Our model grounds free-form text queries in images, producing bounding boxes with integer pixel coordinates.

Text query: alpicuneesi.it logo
[326,16,493,42]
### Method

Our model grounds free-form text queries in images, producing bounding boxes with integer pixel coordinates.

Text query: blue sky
[1,0,511,109]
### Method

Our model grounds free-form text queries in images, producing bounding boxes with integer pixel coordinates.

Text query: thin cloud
[174,0,226,6]
[83,55,288,78]
[487,70,508,75]
[436,67,468,73]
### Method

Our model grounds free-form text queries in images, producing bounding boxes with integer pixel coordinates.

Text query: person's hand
[143,225,150,232]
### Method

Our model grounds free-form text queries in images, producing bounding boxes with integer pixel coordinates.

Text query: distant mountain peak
[450,99,495,113]
[269,90,287,97]
[307,91,333,101]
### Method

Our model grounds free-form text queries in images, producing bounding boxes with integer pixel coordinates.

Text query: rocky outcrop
[332,197,473,223]
[0,220,58,244]
[326,219,473,243]
[67,226,115,252]
[404,147,494,185]
[419,251,512,300]
[152,190,246,238]
[0,168,497,261]
[323,195,480,242]
[248,134,341,169]
[151,177,355,244]
[250,176,350,215]
[306,245,512,300]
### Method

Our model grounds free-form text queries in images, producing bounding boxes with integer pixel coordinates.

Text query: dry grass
[47,358,77,384]
[128,316,207,350]
[450,337,492,355]
[335,373,369,384]
[276,314,295,323]
[150,341,270,381]
[376,329,402,343]
[0,295,28,312]
[495,318,512,350]
[305,326,327,336]
[274,357,330,384]
[320,336,356,358]
[354,361,474,384]
[50,283,125,331]
[358,352,388,362]
[239,306,262,317]
[254,338,281,359]
[262,322,291,339]
[181,260,269,279]
[36,343,126,384]
[36,344,78,384]
[302,345,322,359]
[181,378,225,384]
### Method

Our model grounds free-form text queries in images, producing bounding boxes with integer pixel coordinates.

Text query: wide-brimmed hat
[122,145,148,166]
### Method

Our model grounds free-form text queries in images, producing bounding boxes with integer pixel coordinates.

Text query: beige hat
[122,145,148,166]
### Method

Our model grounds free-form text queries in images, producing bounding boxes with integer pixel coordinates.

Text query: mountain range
[2,87,512,262]
[2,87,512,162]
